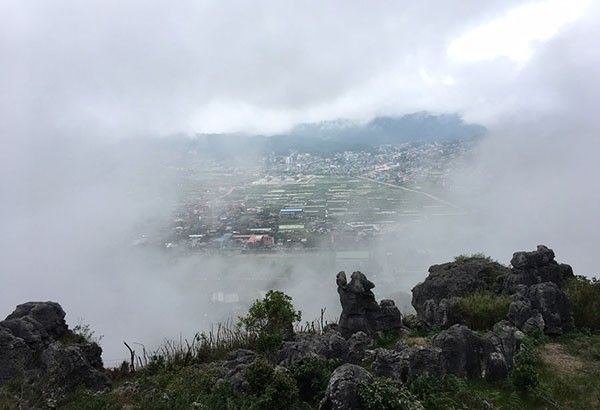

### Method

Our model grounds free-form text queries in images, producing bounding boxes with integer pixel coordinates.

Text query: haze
[1,0,599,364]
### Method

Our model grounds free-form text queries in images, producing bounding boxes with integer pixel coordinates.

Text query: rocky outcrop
[319,363,373,410]
[277,330,348,366]
[431,324,492,379]
[504,245,574,292]
[214,349,259,393]
[433,323,520,382]
[370,343,446,383]
[411,257,510,327]
[412,245,575,336]
[368,322,521,383]
[0,302,109,404]
[508,282,574,335]
[337,271,404,338]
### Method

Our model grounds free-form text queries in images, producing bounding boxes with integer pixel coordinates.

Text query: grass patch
[456,292,511,330]
[454,253,495,263]
[556,332,600,362]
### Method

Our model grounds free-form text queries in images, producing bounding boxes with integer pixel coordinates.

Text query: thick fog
[1,0,599,363]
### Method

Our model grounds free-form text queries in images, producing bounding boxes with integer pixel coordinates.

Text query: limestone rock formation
[508,282,574,335]
[319,363,373,410]
[412,245,575,336]
[411,257,510,327]
[213,349,259,393]
[277,330,348,366]
[337,271,404,338]
[0,302,109,404]
[504,245,574,292]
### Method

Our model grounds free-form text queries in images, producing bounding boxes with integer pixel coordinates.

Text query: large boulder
[337,271,404,338]
[370,345,446,383]
[431,324,493,379]
[504,245,574,292]
[277,330,348,366]
[0,301,109,404]
[396,346,446,383]
[508,282,574,335]
[319,363,373,410]
[431,323,520,381]
[40,342,109,403]
[412,257,510,327]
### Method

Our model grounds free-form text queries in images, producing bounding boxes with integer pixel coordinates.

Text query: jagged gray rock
[337,271,404,338]
[346,331,372,364]
[484,352,509,382]
[431,324,492,379]
[214,349,258,393]
[486,320,523,367]
[504,245,574,292]
[411,257,510,327]
[0,301,109,404]
[507,282,573,335]
[412,245,576,336]
[396,346,446,383]
[371,348,404,381]
[402,313,430,332]
[319,363,373,410]
[277,330,348,366]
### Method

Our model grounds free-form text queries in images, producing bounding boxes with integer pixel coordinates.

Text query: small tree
[238,290,301,352]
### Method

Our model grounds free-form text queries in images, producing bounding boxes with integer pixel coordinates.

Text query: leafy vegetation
[359,378,423,410]
[60,321,104,345]
[238,290,302,353]
[564,275,600,330]
[510,338,541,393]
[289,356,339,404]
[454,253,495,263]
[558,332,600,361]
[456,291,511,330]
[244,359,300,409]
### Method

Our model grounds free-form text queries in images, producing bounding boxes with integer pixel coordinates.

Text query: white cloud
[447,0,591,64]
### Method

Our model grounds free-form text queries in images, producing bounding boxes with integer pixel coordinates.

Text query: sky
[1,0,599,362]
[1,0,595,137]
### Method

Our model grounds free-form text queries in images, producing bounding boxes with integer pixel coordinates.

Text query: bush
[456,292,511,330]
[564,275,600,330]
[256,369,299,410]
[238,290,301,353]
[510,338,540,393]
[244,358,299,409]
[289,356,339,404]
[245,358,275,395]
[359,378,424,410]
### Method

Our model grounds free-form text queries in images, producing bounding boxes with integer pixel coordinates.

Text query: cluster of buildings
[265,140,473,190]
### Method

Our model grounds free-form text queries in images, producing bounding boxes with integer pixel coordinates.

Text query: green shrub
[456,292,511,330]
[564,275,600,330]
[244,358,299,409]
[510,338,540,393]
[289,356,338,404]
[256,369,299,410]
[245,358,275,395]
[373,331,401,349]
[359,378,424,410]
[238,290,301,352]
